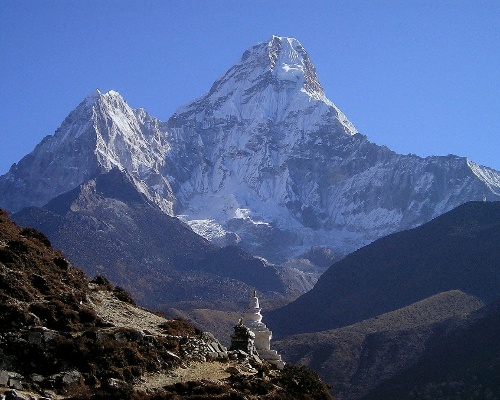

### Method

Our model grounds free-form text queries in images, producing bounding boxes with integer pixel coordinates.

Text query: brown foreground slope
[0,209,332,400]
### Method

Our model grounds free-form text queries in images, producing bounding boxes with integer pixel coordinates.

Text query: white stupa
[243,290,285,369]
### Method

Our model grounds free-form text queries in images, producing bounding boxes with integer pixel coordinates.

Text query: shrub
[277,364,333,400]
[159,318,201,337]
[91,275,113,291]
[20,227,52,247]
[113,286,136,305]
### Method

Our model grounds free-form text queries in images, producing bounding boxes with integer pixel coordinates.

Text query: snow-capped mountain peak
[267,35,325,100]
[172,35,357,136]
[84,88,101,104]
[164,37,500,261]
[1,36,500,265]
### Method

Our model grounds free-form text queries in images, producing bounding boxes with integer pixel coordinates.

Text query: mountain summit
[171,35,356,135]
[267,35,326,99]
[166,36,500,260]
[1,36,500,263]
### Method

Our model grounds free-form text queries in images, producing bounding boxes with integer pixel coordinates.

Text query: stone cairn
[229,319,256,355]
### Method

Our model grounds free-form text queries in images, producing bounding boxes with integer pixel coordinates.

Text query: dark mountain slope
[274,290,486,400]
[363,299,500,400]
[269,201,500,337]
[0,210,99,334]
[12,169,289,308]
[193,245,283,292]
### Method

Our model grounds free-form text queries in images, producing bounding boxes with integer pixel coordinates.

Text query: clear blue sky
[1,0,499,175]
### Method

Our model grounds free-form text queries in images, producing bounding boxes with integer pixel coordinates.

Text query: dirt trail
[88,287,169,335]
[134,361,233,391]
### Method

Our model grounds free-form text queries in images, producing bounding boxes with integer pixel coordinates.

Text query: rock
[4,390,28,400]
[114,328,143,343]
[236,350,248,359]
[49,371,85,388]
[42,329,58,343]
[201,332,217,342]
[0,370,9,386]
[53,257,71,271]
[26,313,40,326]
[206,343,217,353]
[143,334,157,344]
[165,351,180,360]
[242,366,257,373]
[8,380,23,391]
[96,331,113,342]
[60,370,82,385]
[31,273,49,293]
[29,374,44,383]
[114,331,128,343]
[27,331,42,345]
[218,344,228,352]
[252,354,263,365]
[105,378,128,390]
[0,371,24,391]
[225,366,240,375]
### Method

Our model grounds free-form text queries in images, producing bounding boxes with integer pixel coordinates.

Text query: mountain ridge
[273,290,492,400]
[12,168,315,308]
[362,298,500,400]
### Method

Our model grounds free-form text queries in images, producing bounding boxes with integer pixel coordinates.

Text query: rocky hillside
[0,209,333,399]
[269,201,500,337]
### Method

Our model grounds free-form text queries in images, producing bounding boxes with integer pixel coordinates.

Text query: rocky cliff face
[1,36,500,263]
